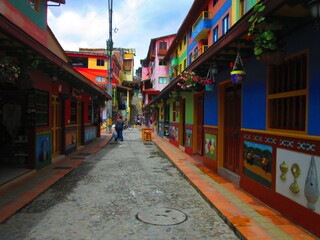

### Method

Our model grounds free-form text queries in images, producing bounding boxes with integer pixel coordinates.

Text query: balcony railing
[192,45,208,62]
[192,11,211,32]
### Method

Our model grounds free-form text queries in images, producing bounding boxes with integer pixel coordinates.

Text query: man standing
[115,116,124,141]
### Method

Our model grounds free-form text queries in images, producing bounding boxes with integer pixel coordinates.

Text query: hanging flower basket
[0,57,20,85]
[231,70,246,84]
[205,84,214,91]
[177,70,206,91]
[230,48,246,84]
[193,83,205,92]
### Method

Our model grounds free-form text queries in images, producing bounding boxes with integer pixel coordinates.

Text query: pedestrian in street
[115,115,124,141]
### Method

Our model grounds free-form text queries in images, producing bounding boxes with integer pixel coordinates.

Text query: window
[95,76,105,82]
[97,59,104,66]
[36,90,49,127]
[159,42,167,50]
[159,77,168,84]
[179,42,182,51]
[213,0,218,7]
[268,52,308,132]
[27,0,40,12]
[222,14,229,35]
[183,59,186,70]
[240,0,250,17]
[194,47,199,59]
[70,99,77,124]
[213,26,219,43]
[183,35,187,45]
[159,59,166,66]
[189,53,193,64]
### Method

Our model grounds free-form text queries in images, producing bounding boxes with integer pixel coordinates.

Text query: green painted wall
[183,92,194,124]
[8,0,46,31]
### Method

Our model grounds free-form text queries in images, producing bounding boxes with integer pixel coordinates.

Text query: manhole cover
[53,166,72,170]
[136,208,187,226]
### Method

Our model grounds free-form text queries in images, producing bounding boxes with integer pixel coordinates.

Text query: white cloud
[48,0,194,71]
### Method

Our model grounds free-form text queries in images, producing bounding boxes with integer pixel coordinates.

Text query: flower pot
[205,84,214,91]
[230,70,246,84]
[257,50,285,66]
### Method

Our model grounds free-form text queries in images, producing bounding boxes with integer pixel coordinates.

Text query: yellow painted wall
[88,58,107,70]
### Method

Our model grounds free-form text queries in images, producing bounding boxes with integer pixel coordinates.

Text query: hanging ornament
[205,62,217,91]
[304,156,319,211]
[230,45,246,84]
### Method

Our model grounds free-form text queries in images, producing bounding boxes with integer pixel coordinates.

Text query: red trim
[67,53,107,59]
[203,156,217,172]
[169,138,179,147]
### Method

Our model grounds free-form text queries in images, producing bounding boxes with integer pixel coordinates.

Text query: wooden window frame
[97,59,104,66]
[267,50,309,134]
[36,90,49,127]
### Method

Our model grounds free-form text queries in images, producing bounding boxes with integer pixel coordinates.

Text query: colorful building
[0,0,111,183]
[143,0,320,236]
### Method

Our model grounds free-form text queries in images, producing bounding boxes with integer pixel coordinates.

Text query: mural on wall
[66,130,76,152]
[243,141,273,188]
[204,133,216,160]
[84,127,97,144]
[159,122,164,137]
[276,149,320,214]
[170,126,179,141]
[36,131,51,169]
[186,129,192,148]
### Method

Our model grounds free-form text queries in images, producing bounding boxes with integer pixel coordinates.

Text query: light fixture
[52,75,58,83]
[309,0,320,29]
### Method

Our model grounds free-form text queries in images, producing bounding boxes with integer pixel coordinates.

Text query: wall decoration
[159,122,164,137]
[204,133,216,160]
[66,129,77,154]
[276,149,320,214]
[289,163,301,193]
[84,127,97,144]
[36,131,51,170]
[280,161,289,180]
[304,156,319,211]
[243,141,273,188]
[169,125,179,141]
[185,129,192,148]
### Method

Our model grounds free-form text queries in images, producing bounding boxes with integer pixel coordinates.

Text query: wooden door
[195,94,204,155]
[179,98,185,146]
[223,84,241,173]
[76,100,83,146]
[52,94,61,157]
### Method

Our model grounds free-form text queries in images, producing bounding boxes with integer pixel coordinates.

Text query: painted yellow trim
[241,128,320,141]
[203,125,218,129]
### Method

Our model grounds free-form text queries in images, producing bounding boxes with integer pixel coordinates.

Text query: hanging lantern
[309,0,320,29]
[230,48,246,84]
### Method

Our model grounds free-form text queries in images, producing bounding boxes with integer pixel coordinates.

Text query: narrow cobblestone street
[0,128,239,240]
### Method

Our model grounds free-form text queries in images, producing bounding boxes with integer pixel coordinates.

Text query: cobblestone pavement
[0,129,239,240]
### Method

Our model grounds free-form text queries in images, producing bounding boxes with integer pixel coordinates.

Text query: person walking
[115,116,124,141]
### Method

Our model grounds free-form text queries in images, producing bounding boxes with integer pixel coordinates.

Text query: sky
[47,0,194,72]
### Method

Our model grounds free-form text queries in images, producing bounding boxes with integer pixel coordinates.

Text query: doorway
[179,98,185,146]
[51,94,61,158]
[194,93,204,155]
[76,100,83,146]
[223,83,242,174]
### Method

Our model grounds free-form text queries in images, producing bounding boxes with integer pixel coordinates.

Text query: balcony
[192,45,208,62]
[171,57,179,67]
[123,65,131,71]
[191,11,211,41]
[158,48,167,56]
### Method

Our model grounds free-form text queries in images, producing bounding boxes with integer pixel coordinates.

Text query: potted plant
[230,50,246,84]
[177,70,205,92]
[0,57,20,85]
[247,1,285,65]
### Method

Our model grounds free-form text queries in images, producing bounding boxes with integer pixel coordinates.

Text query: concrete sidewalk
[152,133,318,240]
[0,131,113,223]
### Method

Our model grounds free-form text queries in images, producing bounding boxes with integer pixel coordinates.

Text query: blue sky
[48,0,194,71]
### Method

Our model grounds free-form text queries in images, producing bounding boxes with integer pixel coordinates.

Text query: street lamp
[309,0,320,29]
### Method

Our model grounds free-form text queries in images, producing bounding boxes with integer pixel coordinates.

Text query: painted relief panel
[186,129,192,148]
[170,125,179,141]
[84,127,97,144]
[36,130,51,169]
[66,129,76,154]
[243,141,273,188]
[158,122,164,137]
[204,133,216,160]
[276,148,320,214]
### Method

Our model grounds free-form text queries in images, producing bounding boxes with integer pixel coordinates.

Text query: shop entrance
[223,84,242,174]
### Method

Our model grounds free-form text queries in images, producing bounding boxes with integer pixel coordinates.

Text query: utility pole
[106,0,113,133]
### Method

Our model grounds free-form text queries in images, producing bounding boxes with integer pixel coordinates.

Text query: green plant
[0,57,20,83]
[247,1,281,56]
